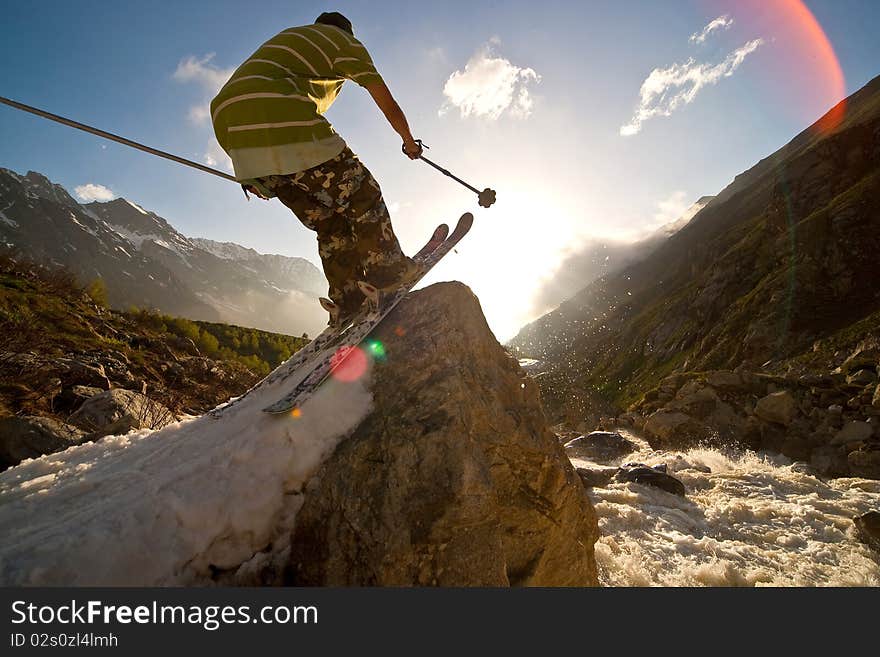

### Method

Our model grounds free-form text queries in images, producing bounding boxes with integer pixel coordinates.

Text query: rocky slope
[0,169,327,335]
[510,75,880,477]
[0,283,598,586]
[0,257,307,470]
[528,196,714,316]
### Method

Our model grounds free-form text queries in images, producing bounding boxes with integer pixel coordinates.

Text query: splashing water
[572,432,880,587]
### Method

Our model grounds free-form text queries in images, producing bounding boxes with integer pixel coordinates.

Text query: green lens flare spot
[367,340,386,359]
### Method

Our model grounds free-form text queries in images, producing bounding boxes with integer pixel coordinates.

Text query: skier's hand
[402,138,423,160]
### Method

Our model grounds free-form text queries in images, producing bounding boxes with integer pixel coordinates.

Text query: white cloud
[690,15,734,44]
[440,41,541,120]
[203,138,233,173]
[653,190,690,226]
[173,53,233,93]
[173,53,234,125]
[74,183,116,202]
[620,38,763,136]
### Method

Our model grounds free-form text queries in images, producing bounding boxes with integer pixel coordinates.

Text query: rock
[563,431,636,463]
[615,462,686,497]
[55,385,103,412]
[831,421,874,446]
[0,416,86,470]
[853,511,880,552]
[811,445,851,478]
[754,390,798,426]
[873,384,880,409]
[790,461,815,475]
[838,346,880,375]
[705,370,748,392]
[53,358,111,390]
[847,369,877,386]
[848,442,880,480]
[286,283,599,586]
[68,389,175,437]
[575,466,618,488]
[828,404,844,415]
[643,411,708,447]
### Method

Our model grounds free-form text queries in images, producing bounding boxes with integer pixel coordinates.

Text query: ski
[262,212,473,414]
[208,222,450,419]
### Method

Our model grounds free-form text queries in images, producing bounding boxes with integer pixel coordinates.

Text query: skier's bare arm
[365,81,422,159]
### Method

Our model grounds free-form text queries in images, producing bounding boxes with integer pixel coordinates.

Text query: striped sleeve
[332,37,383,87]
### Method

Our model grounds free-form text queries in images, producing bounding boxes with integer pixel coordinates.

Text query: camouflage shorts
[260,148,411,315]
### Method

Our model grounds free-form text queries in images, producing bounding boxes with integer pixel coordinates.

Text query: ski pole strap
[0,95,238,183]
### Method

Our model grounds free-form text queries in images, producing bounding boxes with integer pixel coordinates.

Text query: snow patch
[0,356,374,585]
[126,199,149,215]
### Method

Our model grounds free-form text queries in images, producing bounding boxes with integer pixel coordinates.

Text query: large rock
[0,416,86,470]
[614,462,687,497]
[643,410,708,447]
[754,390,798,426]
[286,283,599,586]
[848,443,880,479]
[563,431,636,463]
[853,511,880,552]
[68,389,175,437]
[831,421,874,446]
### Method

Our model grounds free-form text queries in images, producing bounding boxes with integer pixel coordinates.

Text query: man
[211,11,423,326]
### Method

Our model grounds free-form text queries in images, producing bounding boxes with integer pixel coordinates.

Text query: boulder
[811,445,851,478]
[831,421,874,446]
[287,283,599,586]
[853,511,880,552]
[643,410,708,447]
[614,462,686,497]
[563,431,636,463]
[705,370,747,391]
[53,358,111,390]
[68,389,175,437]
[848,442,880,480]
[0,416,86,470]
[754,390,798,426]
[55,385,103,412]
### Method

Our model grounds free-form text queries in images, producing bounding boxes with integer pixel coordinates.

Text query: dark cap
[315,11,354,35]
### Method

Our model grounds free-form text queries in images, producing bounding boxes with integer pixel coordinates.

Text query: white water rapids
[571,431,880,587]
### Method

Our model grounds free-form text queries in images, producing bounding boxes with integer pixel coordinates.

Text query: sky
[1,0,879,340]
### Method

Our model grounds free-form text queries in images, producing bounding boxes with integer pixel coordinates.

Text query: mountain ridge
[0,168,327,336]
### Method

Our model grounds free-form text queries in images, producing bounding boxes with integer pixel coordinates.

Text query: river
[571,431,880,586]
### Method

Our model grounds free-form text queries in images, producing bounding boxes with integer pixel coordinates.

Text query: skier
[211,11,424,326]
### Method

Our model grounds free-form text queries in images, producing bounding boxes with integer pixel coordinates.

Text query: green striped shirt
[211,23,384,182]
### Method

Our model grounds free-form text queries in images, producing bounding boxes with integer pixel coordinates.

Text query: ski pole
[407,140,497,208]
[0,95,238,183]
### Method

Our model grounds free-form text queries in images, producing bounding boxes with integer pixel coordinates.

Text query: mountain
[0,169,327,336]
[510,74,880,424]
[525,195,714,334]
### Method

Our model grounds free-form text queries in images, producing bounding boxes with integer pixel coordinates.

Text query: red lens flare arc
[704,0,846,133]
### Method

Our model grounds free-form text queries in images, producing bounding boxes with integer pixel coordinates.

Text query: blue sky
[1,0,878,339]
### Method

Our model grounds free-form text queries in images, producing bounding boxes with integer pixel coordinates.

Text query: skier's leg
[264,167,364,316]
[329,149,416,290]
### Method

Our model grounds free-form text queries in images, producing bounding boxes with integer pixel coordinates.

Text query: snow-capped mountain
[0,168,327,336]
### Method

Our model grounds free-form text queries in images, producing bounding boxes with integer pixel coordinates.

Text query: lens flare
[291,408,302,418]
[330,345,369,382]
[366,339,386,360]
[711,0,847,134]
